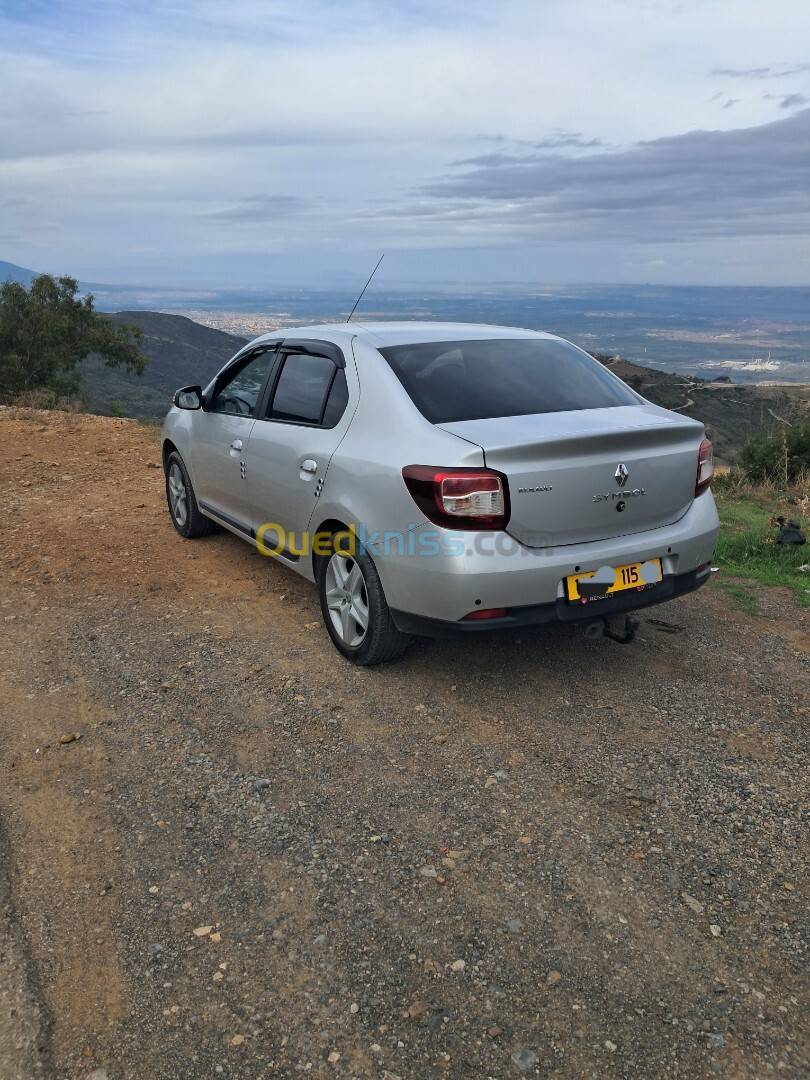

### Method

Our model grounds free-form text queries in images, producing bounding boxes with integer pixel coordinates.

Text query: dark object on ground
[775,516,806,545]
[648,618,685,633]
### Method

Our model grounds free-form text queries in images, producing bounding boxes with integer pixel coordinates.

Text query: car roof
[248,322,557,349]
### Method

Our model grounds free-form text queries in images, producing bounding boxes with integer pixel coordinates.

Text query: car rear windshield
[378,338,639,423]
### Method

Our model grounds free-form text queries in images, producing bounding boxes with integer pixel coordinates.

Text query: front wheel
[317,539,410,666]
[165,451,217,538]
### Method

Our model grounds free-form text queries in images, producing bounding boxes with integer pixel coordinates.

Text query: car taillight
[695,438,714,497]
[402,466,510,530]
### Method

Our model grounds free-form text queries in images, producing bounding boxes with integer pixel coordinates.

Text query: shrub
[739,422,810,484]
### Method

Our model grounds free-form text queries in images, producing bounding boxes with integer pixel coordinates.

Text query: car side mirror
[174,385,202,410]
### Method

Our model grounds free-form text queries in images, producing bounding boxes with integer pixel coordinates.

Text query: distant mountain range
[0,259,160,301]
[0,260,39,287]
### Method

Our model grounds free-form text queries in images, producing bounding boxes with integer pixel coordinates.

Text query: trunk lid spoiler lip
[436,405,704,451]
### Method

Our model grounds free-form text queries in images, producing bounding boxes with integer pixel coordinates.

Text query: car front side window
[210,348,276,417]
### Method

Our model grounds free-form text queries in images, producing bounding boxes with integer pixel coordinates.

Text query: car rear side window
[268,353,346,426]
[378,338,639,423]
[321,369,349,427]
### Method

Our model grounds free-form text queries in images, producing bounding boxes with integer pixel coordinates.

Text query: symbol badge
[615,463,629,486]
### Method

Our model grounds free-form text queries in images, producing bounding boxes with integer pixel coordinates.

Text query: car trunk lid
[439,405,703,548]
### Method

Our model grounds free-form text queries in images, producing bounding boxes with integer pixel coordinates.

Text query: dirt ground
[0,409,807,1079]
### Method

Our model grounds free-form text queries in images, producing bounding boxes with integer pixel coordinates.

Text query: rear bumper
[372,491,718,624]
[391,564,711,638]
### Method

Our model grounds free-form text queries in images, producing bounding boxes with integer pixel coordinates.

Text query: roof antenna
[346,253,384,323]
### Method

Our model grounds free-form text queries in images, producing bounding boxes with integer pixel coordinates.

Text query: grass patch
[713,474,809,609]
[717,581,761,616]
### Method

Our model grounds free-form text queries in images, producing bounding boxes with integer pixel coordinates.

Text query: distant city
[3,255,808,386]
[171,310,293,338]
[109,282,810,386]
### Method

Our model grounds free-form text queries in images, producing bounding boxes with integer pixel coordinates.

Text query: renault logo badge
[615,463,629,486]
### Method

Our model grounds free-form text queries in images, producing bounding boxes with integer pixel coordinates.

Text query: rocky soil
[0,409,807,1079]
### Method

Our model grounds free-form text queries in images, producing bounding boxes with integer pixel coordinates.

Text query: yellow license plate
[566,558,663,602]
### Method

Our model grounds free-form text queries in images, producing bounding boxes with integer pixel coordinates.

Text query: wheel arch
[162,438,179,470]
[310,517,354,579]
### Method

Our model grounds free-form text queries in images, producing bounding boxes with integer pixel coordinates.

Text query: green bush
[739,422,810,483]
[0,273,147,402]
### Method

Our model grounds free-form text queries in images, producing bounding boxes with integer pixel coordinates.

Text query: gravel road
[1,410,807,1079]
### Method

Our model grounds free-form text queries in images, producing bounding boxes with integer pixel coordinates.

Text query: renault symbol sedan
[162,323,718,664]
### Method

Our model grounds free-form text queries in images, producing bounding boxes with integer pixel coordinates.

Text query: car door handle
[301,459,318,473]
[230,439,243,451]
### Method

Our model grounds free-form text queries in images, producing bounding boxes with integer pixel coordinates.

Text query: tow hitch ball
[583,614,640,645]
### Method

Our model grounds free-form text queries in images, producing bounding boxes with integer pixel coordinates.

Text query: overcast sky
[1,0,809,287]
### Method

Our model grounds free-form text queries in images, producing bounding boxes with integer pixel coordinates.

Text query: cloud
[197,194,310,223]
[1,0,809,284]
[410,109,810,245]
[713,64,810,79]
[713,67,774,79]
[463,133,606,162]
[779,93,808,109]
[531,133,605,150]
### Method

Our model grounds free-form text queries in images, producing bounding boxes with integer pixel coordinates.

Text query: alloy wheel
[324,553,369,647]
[168,463,188,528]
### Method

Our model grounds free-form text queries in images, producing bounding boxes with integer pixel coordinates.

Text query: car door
[245,341,353,557]
[190,345,279,533]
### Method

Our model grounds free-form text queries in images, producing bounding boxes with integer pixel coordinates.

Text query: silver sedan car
[162,323,718,664]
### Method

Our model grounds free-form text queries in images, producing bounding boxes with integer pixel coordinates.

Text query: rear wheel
[165,451,216,538]
[317,536,410,665]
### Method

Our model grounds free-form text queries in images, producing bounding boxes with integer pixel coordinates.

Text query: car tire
[165,451,217,538]
[317,535,410,666]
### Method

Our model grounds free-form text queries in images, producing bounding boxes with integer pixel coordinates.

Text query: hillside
[81,311,247,419]
[597,355,810,464]
[77,310,809,463]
